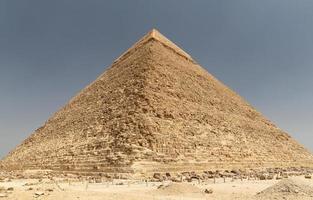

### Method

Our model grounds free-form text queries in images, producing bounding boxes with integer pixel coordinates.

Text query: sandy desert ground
[1,175,313,200]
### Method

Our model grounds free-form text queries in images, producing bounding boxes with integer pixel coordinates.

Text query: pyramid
[2,29,313,176]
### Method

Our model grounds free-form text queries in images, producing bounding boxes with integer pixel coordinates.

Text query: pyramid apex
[144,28,168,41]
[147,28,161,39]
[114,29,195,64]
[150,28,159,32]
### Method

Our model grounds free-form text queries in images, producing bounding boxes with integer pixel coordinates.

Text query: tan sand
[1,176,311,200]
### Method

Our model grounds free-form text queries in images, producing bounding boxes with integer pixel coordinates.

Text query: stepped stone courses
[2,29,313,176]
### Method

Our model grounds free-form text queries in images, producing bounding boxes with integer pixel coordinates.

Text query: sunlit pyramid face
[2,29,313,177]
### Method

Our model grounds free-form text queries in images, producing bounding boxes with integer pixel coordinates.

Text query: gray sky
[0,0,313,159]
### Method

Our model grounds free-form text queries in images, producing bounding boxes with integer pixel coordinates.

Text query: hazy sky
[0,0,313,159]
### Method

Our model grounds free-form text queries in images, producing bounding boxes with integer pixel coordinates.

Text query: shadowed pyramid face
[1,29,313,175]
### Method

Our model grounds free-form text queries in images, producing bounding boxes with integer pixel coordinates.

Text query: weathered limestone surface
[2,29,313,176]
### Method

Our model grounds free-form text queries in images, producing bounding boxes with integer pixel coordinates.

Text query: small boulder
[231,170,240,175]
[171,177,182,182]
[259,175,266,180]
[153,173,161,180]
[34,191,45,198]
[157,184,168,189]
[282,174,288,179]
[46,188,54,192]
[267,175,274,180]
[95,178,102,183]
[204,188,213,194]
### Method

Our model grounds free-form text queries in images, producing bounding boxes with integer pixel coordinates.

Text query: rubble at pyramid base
[1,160,313,181]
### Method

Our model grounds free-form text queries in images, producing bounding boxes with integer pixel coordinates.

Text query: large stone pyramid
[2,29,313,176]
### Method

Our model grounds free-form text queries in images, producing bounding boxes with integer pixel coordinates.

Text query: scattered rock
[157,184,166,189]
[304,174,312,179]
[267,174,274,180]
[34,191,45,198]
[153,173,161,181]
[204,188,213,194]
[95,178,102,183]
[171,177,182,182]
[231,170,240,175]
[259,175,266,180]
[24,182,35,186]
[0,193,8,198]
[7,187,14,191]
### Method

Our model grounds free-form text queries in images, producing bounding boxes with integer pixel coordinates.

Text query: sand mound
[155,183,203,195]
[255,178,313,200]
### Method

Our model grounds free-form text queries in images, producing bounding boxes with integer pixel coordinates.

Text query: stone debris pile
[156,183,203,195]
[255,178,313,200]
